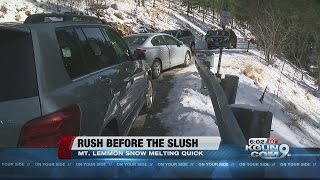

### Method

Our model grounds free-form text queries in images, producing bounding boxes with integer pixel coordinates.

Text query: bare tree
[249,6,292,65]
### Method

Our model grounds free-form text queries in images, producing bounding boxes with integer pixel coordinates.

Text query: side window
[151,36,166,46]
[178,31,189,38]
[103,28,131,63]
[163,35,179,45]
[56,29,87,79]
[81,27,118,72]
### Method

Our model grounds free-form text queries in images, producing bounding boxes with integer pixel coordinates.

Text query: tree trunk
[276,60,287,97]
[212,0,215,22]
[296,59,304,80]
[187,2,190,16]
[203,9,205,22]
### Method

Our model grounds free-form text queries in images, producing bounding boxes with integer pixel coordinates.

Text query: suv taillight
[18,105,81,148]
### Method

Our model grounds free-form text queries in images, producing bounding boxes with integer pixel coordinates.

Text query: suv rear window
[0,30,38,102]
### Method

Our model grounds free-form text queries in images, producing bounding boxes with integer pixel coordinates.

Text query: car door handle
[124,77,132,82]
[99,76,112,84]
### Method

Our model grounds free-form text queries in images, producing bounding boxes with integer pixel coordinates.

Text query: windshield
[124,36,149,46]
[0,29,38,102]
[207,30,217,36]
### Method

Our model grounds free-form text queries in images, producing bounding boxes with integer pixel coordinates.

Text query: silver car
[0,13,153,147]
[124,33,192,79]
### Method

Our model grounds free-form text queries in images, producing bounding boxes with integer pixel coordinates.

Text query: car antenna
[259,85,268,104]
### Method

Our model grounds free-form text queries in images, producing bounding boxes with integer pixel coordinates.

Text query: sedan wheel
[152,60,161,79]
[145,79,153,109]
[140,78,153,114]
[190,43,195,53]
[184,52,191,67]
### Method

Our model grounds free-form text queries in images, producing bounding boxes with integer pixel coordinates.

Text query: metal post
[220,75,239,104]
[196,50,214,96]
[217,25,225,77]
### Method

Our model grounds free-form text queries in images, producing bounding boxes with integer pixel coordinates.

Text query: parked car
[161,29,195,52]
[0,13,153,147]
[124,33,192,79]
[205,29,237,49]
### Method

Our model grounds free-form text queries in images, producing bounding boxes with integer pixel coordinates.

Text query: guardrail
[194,54,247,147]
[194,51,273,147]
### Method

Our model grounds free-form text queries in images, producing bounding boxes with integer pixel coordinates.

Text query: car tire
[151,59,162,79]
[140,77,153,114]
[184,51,191,67]
[227,42,232,49]
[190,43,195,53]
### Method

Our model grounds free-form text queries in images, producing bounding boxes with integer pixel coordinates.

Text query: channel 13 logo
[245,138,291,159]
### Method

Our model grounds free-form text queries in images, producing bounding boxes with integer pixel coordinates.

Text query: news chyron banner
[58,136,221,160]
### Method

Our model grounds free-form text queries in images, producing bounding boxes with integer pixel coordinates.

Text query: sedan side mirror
[177,41,183,47]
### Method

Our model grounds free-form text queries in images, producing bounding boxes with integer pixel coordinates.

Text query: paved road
[128,66,185,136]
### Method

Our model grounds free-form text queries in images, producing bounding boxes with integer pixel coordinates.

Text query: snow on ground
[156,66,220,136]
[0,0,87,22]
[217,50,320,147]
[173,12,206,35]
[157,48,320,147]
[153,3,320,147]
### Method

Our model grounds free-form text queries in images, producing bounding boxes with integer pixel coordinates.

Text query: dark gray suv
[0,13,153,148]
[162,29,195,52]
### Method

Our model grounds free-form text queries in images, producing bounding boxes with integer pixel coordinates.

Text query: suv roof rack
[24,13,104,24]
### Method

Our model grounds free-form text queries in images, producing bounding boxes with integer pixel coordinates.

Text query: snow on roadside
[157,6,320,147]
[157,48,320,147]
[0,0,87,22]
[172,12,206,35]
[156,65,220,136]
[222,50,320,147]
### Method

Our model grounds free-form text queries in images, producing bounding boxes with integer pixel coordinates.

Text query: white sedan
[124,33,192,79]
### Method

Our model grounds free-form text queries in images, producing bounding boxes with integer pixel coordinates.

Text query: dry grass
[305,92,311,101]
[0,5,7,18]
[104,21,135,36]
[282,101,308,125]
[243,65,264,84]
[15,14,21,21]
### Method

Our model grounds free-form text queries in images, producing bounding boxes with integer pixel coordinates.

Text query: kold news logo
[245,138,291,159]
